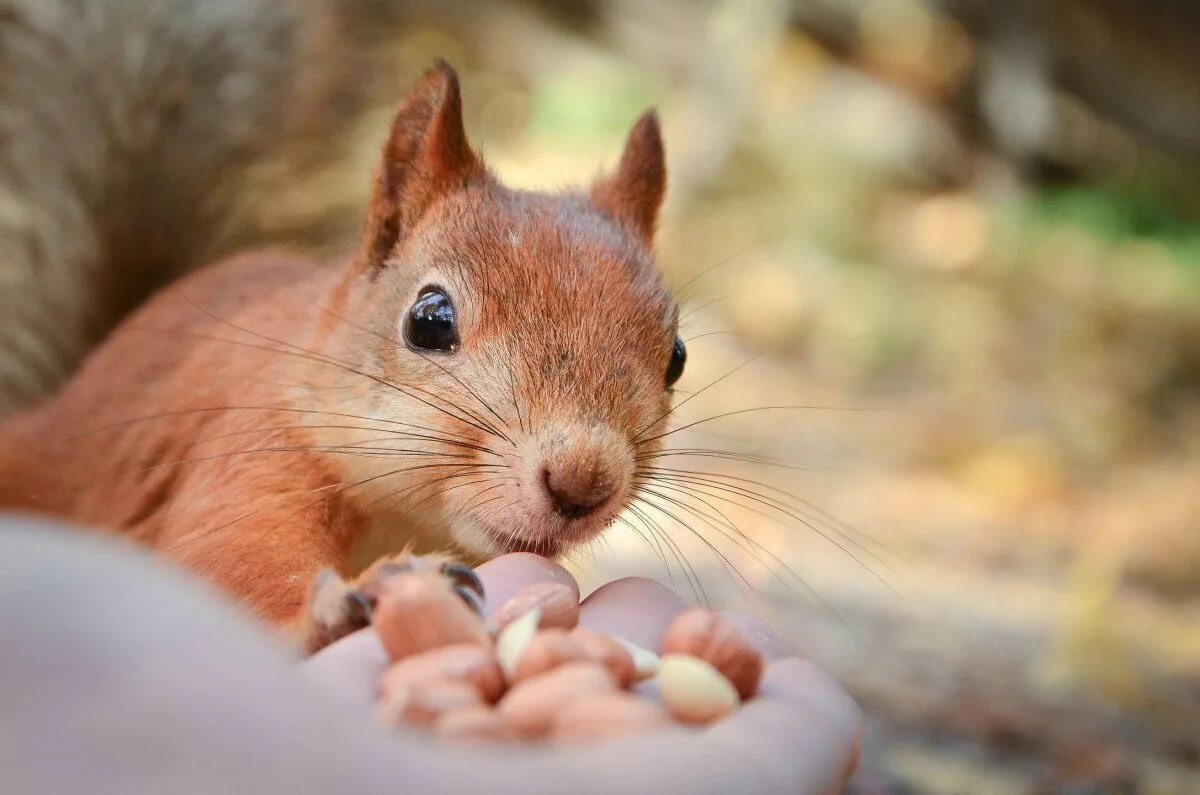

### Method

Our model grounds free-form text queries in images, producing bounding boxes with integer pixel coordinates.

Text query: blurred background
[4,0,1199,792]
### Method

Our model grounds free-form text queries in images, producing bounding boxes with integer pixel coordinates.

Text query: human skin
[0,516,861,794]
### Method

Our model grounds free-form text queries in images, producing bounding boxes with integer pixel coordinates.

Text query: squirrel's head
[320,62,683,561]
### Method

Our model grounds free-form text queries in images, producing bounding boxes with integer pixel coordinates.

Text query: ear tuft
[590,110,666,244]
[359,60,484,271]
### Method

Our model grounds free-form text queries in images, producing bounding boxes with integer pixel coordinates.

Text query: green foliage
[1030,187,1200,268]
[527,67,658,143]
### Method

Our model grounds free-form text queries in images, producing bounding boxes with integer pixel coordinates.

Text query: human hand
[303,553,862,794]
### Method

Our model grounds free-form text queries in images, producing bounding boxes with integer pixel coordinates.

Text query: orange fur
[0,63,677,638]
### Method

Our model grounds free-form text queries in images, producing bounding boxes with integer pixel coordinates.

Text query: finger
[716,610,789,660]
[303,554,577,707]
[510,657,862,795]
[578,576,688,650]
[473,553,579,620]
[300,628,388,711]
[702,658,863,789]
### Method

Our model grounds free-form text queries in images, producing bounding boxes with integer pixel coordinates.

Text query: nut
[511,629,588,683]
[570,629,636,689]
[379,644,505,704]
[661,609,763,699]
[550,692,673,744]
[376,677,483,729]
[495,607,541,680]
[497,661,616,739]
[433,706,518,744]
[658,654,739,725]
[373,572,489,661]
[613,637,662,682]
[491,581,580,633]
[507,629,636,687]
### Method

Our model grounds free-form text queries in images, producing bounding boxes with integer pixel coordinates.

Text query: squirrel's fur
[0,0,337,414]
[0,13,679,647]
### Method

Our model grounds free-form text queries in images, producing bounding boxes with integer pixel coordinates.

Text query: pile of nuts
[370,568,764,745]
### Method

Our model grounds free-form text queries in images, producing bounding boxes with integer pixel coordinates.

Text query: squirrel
[0,11,686,652]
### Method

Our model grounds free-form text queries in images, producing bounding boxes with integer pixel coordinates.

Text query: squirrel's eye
[665,335,686,388]
[405,287,459,352]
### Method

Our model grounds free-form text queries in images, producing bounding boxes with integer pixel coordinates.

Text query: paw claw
[345,590,374,625]
[441,562,485,599]
[453,584,485,617]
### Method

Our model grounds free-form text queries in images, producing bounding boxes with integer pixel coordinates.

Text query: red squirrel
[0,61,686,651]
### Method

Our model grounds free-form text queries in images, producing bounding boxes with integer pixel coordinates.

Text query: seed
[373,572,489,661]
[551,692,673,744]
[613,637,662,682]
[495,607,541,680]
[661,609,763,700]
[497,661,617,739]
[376,677,482,729]
[433,706,518,744]
[491,581,579,633]
[379,643,505,704]
[658,654,739,725]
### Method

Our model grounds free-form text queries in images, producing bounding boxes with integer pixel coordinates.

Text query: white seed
[614,637,662,682]
[658,654,739,724]
[495,607,541,680]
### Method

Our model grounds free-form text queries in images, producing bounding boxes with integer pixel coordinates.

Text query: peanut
[495,607,541,680]
[433,706,518,744]
[661,609,763,699]
[376,677,483,729]
[511,629,588,683]
[373,572,489,661]
[613,637,662,682]
[570,629,636,689]
[658,654,739,725]
[497,661,617,739]
[551,692,673,744]
[379,643,505,704]
[491,581,579,633]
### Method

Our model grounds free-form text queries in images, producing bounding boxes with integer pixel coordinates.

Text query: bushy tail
[0,0,335,413]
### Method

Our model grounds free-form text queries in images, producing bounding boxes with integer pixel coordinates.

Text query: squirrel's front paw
[298,554,485,654]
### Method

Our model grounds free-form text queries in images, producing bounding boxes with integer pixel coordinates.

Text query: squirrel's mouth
[475,506,621,559]
[481,528,568,558]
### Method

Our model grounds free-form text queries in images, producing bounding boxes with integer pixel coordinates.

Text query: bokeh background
[9,0,1200,792]
[243,3,1199,791]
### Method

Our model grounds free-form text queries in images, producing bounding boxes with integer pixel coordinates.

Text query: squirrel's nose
[541,463,616,520]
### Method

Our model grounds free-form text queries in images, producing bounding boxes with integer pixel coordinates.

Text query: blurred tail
[0,0,336,413]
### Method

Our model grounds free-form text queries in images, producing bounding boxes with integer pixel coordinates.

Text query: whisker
[506,359,526,435]
[157,298,507,442]
[637,470,902,597]
[677,293,752,324]
[681,330,739,344]
[636,404,881,447]
[635,488,758,592]
[161,460,480,554]
[447,481,512,520]
[633,352,766,441]
[634,479,841,617]
[411,476,515,515]
[316,304,514,442]
[352,464,508,517]
[614,514,674,585]
[625,501,708,605]
[69,441,478,495]
[635,448,839,474]
[186,423,502,458]
[670,240,760,304]
[639,466,904,567]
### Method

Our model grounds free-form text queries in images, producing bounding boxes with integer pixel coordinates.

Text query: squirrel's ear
[360,60,484,270]
[590,111,666,244]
